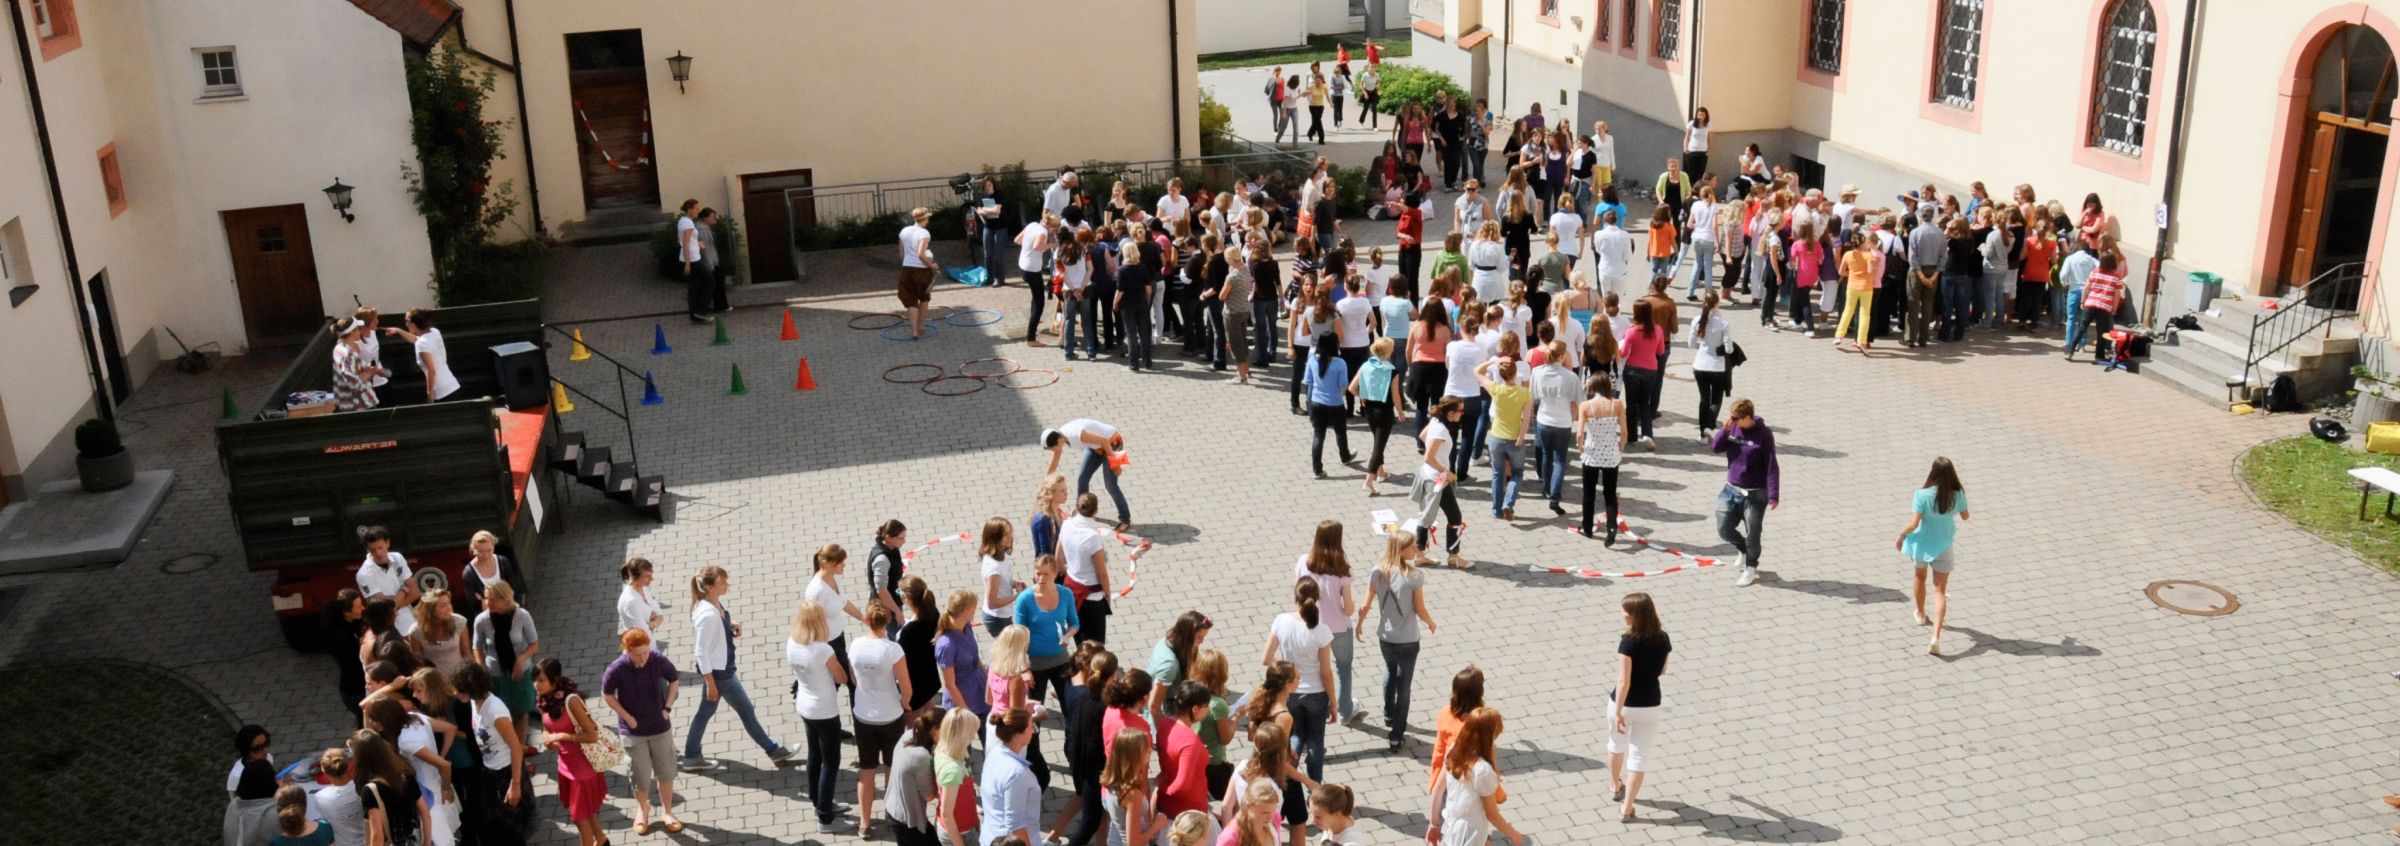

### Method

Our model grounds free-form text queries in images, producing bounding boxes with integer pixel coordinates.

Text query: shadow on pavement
[1755,572,1909,605]
[1937,627,2103,661]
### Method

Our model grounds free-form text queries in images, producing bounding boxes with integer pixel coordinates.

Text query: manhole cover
[160,553,218,575]
[2146,580,2238,616]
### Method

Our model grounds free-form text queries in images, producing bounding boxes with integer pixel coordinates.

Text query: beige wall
[1200,0,1309,53]
[0,6,94,494]
[498,0,1198,230]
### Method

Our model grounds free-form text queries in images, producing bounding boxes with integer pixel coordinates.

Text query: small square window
[31,0,54,38]
[197,47,241,99]
[31,0,78,59]
[257,225,286,253]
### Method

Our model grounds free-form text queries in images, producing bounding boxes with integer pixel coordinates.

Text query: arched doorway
[2277,23,2391,308]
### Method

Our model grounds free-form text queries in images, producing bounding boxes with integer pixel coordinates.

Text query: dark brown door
[222,204,324,347]
[566,29,660,211]
[741,169,812,284]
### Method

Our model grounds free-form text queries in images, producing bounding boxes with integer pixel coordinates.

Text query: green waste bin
[2186,272,2223,312]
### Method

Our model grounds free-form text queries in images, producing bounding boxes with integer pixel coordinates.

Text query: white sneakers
[1733,567,1759,587]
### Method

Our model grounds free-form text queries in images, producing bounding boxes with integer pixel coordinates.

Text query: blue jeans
[1380,639,1420,744]
[1536,424,1573,505]
[1063,291,1093,358]
[2060,286,2083,339]
[1689,245,1717,298]
[1650,256,1676,281]
[1713,483,1768,570]
[1251,299,1280,365]
[1981,269,2011,327]
[1486,437,1525,515]
[1288,691,1329,782]
[1077,449,1131,524]
[683,668,785,762]
[1938,273,1976,341]
[1447,395,1487,477]
[1331,631,1356,719]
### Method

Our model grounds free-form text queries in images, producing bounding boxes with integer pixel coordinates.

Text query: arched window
[1932,0,1985,108]
[1808,0,1845,74]
[2310,24,2395,128]
[2089,0,2158,155]
[1597,0,1612,43]
[1655,0,1682,60]
[1621,0,1637,48]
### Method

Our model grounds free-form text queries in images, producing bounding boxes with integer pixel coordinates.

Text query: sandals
[663,820,686,834]
[633,821,652,836]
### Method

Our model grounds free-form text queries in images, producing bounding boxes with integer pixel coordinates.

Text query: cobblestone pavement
[7,228,2399,845]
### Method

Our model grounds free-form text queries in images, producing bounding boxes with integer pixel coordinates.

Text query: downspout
[1501,0,1511,114]
[2144,0,2202,326]
[5,0,112,423]
[1687,0,1702,127]
[502,0,543,236]
[1167,0,1184,159]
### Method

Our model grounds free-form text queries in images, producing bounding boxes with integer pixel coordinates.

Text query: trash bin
[2185,271,2223,312]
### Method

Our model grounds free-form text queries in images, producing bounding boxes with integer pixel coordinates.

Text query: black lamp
[667,51,693,93]
[322,178,355,223]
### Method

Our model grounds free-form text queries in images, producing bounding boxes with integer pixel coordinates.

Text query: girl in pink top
[1787,220,1823,335]
[1618,300,1668,447]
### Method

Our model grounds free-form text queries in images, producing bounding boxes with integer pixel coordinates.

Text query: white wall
[0,4,98,495]
[1198,0,1306,53]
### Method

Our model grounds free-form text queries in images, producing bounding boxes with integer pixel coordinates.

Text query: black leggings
[1407,362,1447,442]
[1581,466,1620,539]
[1289,348,1312,411]
[1024,271,1049,341]
[1415,481,1463,554]
[1309,402,1352,471]
[1695,368,1731,430]
[1362,399,1396,476]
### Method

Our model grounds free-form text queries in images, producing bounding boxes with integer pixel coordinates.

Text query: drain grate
[160,553,217,575]
[2146,580,2238,617]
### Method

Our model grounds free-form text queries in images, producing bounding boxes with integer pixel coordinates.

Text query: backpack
[2266,374,2303,413]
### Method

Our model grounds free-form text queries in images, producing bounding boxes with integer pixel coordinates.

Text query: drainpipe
[6,0,112,423]
[502,0,544,236]
[2144,0,2202,326]
[1166,0,1184,159]
[1501,0,1511,114]
[1687,0,1702,128]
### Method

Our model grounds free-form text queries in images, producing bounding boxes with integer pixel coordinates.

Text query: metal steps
[549,430,665,520]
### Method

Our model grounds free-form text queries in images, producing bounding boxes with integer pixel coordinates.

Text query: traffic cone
[712,316,732,346]
[728,363,749,396]
[552,381,576,413]
[779,308,799,341]
[640,370,664,405]
[650,323,672,355]
[569,328,592,361]
[793,357,818,391]
[220,387,240,421]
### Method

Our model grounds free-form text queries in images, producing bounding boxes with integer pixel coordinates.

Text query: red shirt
[2083,269,2126,313]
[1367,42,1382,65]
[1398,206,1424,246]
[1157,719,1211,816]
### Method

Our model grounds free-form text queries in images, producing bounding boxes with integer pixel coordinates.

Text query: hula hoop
[957,357,1022,379]
[882,363,946,384]
[881,322,940,342]
[920,375,986,396]
[995,369,1059,389]
[944,307,1004,327]
[903,528,1154,597]
[848,313,905,331]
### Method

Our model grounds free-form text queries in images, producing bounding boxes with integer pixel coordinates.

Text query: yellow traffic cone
[552,381,576,413]
[570,328,592,362]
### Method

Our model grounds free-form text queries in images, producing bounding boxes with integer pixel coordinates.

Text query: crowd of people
[326,306,462,413]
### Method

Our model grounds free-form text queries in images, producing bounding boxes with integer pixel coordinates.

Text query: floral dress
[331,340,377,411]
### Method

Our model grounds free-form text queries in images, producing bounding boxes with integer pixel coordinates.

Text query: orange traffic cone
[779,308,799,341]
[794,357,818,391]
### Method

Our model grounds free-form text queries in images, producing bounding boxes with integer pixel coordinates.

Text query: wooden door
[2281,120,2339,290]
[571,68,660,210]
[741,169,812,284]
[222,204,324,347]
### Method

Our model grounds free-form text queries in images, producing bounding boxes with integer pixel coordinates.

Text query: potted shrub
[2355,365,2400,427]
[74,418,133,492]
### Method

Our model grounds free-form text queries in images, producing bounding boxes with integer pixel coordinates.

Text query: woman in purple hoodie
[1713,398,1780,587]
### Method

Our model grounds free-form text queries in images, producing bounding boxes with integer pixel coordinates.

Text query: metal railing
[540,324,643,470]
[2241,261,2366,393]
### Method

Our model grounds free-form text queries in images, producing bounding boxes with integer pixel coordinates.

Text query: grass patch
[1199,34,1412,71]
[2238,435,2400,570]
[0,661,232,845]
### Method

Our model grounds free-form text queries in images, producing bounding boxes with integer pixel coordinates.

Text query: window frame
[1618,0,1638,57]
[1653,0,1682,61]
[2087,0,2158,157]
[1808,0,1845,74]
[1931,0,1985,109]
[1596,0,1611,43]
[2070,0,2167,182]
[31,0,79,59]
[97,143,125,217]
[196,46,243,100]
[1917,0,1987,132]
[1537,0,1561,26]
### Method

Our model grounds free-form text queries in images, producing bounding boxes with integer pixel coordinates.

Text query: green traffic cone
[712,316,732,346]
[728,363,748,396]
[220,387,240,421]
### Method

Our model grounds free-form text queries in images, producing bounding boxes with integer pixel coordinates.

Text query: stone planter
[76,450,134,492]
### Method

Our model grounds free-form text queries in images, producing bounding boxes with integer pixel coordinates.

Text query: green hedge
[1372,66,1467,115]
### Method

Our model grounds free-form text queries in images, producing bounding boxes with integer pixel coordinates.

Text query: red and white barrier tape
[903,529,1154,598]
[572,100,651,171]
[1526,519,1726,579]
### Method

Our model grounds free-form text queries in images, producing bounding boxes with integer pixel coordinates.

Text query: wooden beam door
[222,204,324,348]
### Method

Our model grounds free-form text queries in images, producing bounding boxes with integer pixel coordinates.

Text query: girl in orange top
[2014,217,2058,330]
[1833,231,1879,351]
[1424,666,1506,803]
[1646,206,1679,282]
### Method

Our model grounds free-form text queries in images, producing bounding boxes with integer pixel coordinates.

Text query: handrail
[2240,261,2365,395]
[540,322,643,469]
[541,323,645,380]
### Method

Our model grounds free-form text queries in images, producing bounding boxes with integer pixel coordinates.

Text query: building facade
[1416,0,2400,353]
[0,0,438,503]
[1198,0,1404,54]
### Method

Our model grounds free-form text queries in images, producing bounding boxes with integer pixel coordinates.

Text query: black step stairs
[549,430,666,520]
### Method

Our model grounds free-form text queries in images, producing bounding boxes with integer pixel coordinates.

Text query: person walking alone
[1715,399,1781,587]
[683,566,797,773]
[1897,458,1970,656]
[1606,593,1671,822]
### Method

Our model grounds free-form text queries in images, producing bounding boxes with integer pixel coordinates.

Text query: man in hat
[1042,419,1131,528]
[1832,185,1861,241]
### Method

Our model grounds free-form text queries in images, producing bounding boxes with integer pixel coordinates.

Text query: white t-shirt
[356,552,417,637]
[1060,256,1090,293]
[979,555,1016,623]
[471,693,514,770]
[1549,211,1585,257]
[1531,364,1579,428]
[1453,195,1488,234]
[1042,180,1073,218]
[900,224,932,268]
[804,576,848,642]
[1420,419,1453,476]
[414,330,461,401]
[1017,223,1050,274]
[1593,135,1616,169]
[1684,122,1711,153]
[1441,340,1487,398]
[397,714,444,797]
[1688,198,1717,245]
[1437,760,1501,846]
[1055,418,1116,450]
[677,216,702,262]
[1592,226,1636,279]
[1497,305,1533,344]
[1156,193,1190,225]
[308,782,366,846]
[786,639,842,721]
[1555,316,1587,369]
[1057,517,1108,586]
[1270,611,1335,694]
[1334,296,1374,348]
[1466,239,1509,303]
[617,584,663,645]
[1363,265,1395,304]
[848,634,908,725]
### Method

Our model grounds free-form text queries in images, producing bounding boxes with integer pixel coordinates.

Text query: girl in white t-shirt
[979,516,1023,637]
[1263,578,1336,784]
[1429,707,1525,844]
[785,603,850,828]
[1412,398,1467,564]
